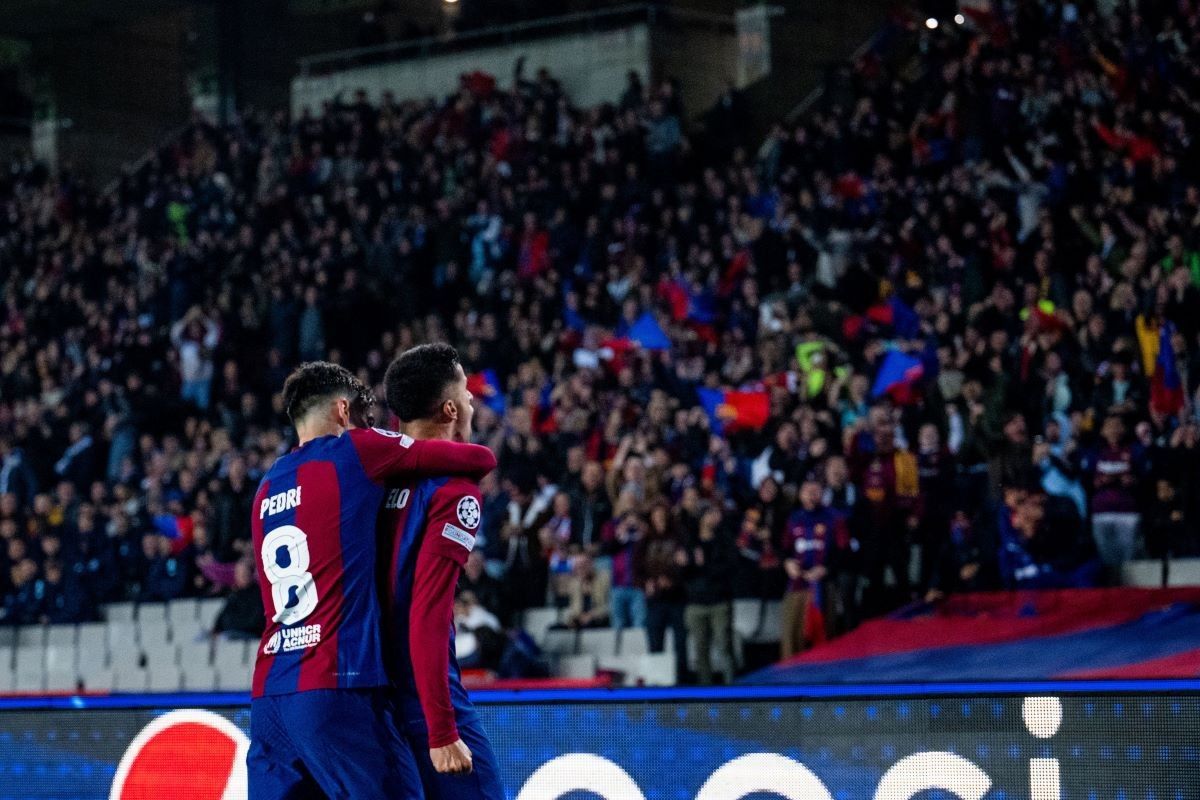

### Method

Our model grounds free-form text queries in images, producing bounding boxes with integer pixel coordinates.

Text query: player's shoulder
[347,426,416,448]
[431,475,481,496]
[428,477,483,531]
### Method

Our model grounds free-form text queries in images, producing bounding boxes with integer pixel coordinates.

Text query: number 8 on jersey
[261,525,319,625]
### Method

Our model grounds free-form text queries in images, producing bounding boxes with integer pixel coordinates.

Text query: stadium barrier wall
[1,681,1198,798]
[291,24,652,117]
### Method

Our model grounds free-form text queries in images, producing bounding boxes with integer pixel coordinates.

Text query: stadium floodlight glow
[925,17,939,29]
[443,0,459,4]
[955,13,966,24]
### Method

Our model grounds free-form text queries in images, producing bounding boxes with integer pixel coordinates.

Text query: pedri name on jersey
[260,487,301,519]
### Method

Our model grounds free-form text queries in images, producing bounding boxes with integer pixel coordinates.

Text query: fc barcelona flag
[697,388,770,433]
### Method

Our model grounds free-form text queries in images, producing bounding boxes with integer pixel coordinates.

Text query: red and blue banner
[870,349,924,401]
[1151,322,1185,415]
[152,514,195,555]
[746,588,1200,683]
[696,388,770,433]
[467,370,507,415]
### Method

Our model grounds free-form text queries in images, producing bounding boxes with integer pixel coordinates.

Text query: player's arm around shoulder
[348,427,497,485]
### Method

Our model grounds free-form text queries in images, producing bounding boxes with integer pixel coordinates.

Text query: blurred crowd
[4,0,1200,683]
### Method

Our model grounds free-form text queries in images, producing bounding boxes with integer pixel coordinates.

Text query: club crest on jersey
[456,496,481,529]
[442,523,476,552]
[372,427,414,448]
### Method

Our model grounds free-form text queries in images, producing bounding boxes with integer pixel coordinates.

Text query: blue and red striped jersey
[380,475,481,747]
[250,428,495,698]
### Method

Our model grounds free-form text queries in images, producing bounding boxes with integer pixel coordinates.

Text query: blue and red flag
[152,514,195,555]
[697,388,770,433]
[628,313,672,350]
[1151,322,1185,415]
[871,349,924,402]
[865,296,921,339]
[467,370,507,415]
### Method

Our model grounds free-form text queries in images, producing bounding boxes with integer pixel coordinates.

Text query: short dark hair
[349,383,378,428]
[384,343,462,423]
[281,361,364,425]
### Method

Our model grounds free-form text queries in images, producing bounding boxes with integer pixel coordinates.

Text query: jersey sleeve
[420,478,481,567]
[408,479,482,747]
[348,428,497,486]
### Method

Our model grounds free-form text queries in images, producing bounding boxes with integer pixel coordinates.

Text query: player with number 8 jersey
[247,362,496,800]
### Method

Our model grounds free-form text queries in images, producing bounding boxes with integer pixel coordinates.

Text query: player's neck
[401,420,456,442]
[295,419,344,446]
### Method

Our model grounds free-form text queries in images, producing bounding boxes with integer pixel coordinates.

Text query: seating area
[502,597,785,687]
[7,552,1200,694]
[0,596,788,693]
[0,598,247,693]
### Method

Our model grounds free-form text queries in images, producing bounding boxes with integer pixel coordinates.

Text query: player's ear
[333,397,352,429]
[442,398,459,423]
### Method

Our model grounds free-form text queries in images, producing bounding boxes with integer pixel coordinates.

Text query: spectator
[1085,415,1142,573]
[539,491,575,604]
[2,559,39,624]
[680,506,737,685]
[635,502,687,679]
[54,423,97,492]
[926,509,996,601]
[997,486,1099,590]
[212,559,264,640]
[851,411,920,613]
[139,535,191,602]
[734,504,784,599]
[39,560,85,624]
[459,550,506,626]
[170,307,220,411]
[561,554,610,630]
[0,439,37,506]
[601,499,647,633]
[781,479,849,658]
[209,457,254,561]
[570,461,612,553]
[455,591,504,670]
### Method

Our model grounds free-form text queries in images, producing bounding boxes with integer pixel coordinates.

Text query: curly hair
[281,361,367,425]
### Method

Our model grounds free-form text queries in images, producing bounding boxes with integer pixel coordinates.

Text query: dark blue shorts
[404,717,505,800]
[248,689,423,800]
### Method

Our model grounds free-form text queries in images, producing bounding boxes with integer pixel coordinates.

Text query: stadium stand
[3,0,1200,691]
